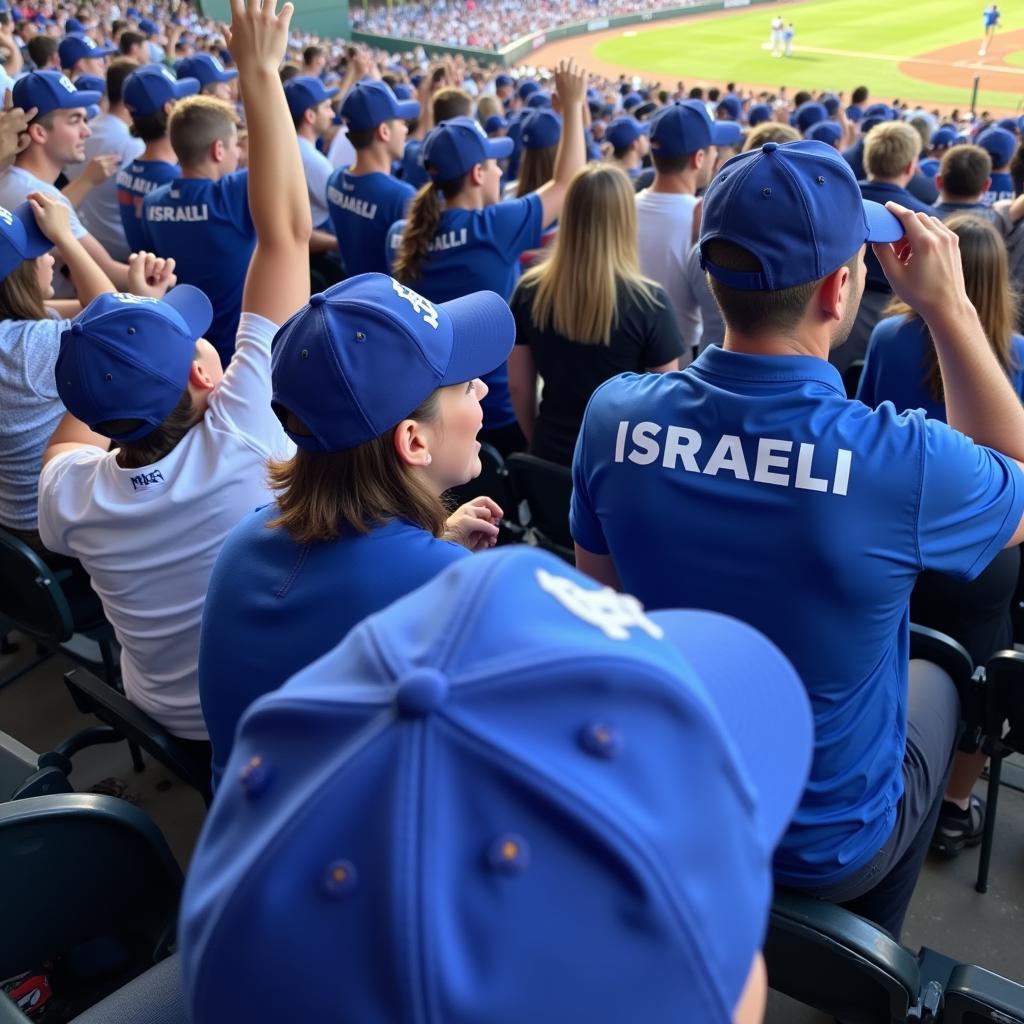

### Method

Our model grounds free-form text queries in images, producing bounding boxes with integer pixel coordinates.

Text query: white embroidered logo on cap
[58,75,76,93]
[0,207,14,227]
[160,66,176,82]
[535,568,663,641]
[391,278,439,329]
[210,56,225,72]
[112,292,159,305]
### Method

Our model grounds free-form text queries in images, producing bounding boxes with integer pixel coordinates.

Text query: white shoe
[978,47,987,55]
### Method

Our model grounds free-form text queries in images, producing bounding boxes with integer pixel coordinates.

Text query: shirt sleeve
[916,417,1024,579]
[569,388,611,555]
[485,194,544,263]
[36,448,102,555]
[23,318,71,400]
[385,220,404,270]
[509,282,532,345]
[641,286,685,368]
[51,184,87,240]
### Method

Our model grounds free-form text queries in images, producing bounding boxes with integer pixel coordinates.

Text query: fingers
[2,88,10,113]
[472,495,504,520]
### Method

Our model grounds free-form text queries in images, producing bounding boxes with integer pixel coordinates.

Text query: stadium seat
[444,442,524,545]
[64,668,212,806]
[942,963,1024,1022]
[505,452,574,563]
[0,730,72,802]
[68,953,188,1024]
[909,623,977,716]
[0,793,182,1016]
[844,358,865,400]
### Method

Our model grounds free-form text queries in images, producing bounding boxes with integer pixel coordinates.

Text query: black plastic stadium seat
[505,452,574,564]
[942,963,1024,1022]
[0,730,72,802]
[69,953,188,1024]
[444,442,524,545]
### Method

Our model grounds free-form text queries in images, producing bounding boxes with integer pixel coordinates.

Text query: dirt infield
[901,29,1024,100]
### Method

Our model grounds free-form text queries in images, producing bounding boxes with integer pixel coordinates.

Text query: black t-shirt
[510,278,684,466]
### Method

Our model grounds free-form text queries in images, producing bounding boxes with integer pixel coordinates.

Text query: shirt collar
[691,344,846,398]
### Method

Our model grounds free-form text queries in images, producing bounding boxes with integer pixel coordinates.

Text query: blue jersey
[571,348,1024,887]
[141,171,255,364]
[983,171,1015,205]
[198,507,468,786]
[326,168,415,277]
[116,158,178,254]
[386,193,544,430]
[985,6,999,28]
[858,315,1024,420]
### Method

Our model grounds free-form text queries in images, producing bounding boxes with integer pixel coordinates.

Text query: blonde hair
[517,163,662,345]
[477,94,502,123]
[885,214,1018,402]
[743,122,800,151]
[168,94,238,168]
[864,121,921,179]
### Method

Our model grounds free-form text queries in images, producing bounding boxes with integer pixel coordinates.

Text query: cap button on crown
[396,668,448,716]
[70,322,84,335]
[309,292,327,308]
[762,142,779,153]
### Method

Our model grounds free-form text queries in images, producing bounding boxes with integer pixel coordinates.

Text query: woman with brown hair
[507,163,683,466]
[198,273,515,785]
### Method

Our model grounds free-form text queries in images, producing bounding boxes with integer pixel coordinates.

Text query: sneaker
[932,794,985,857]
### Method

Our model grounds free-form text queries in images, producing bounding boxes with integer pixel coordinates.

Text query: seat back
[0,731,38,801]
[444,443,523,544]
[909,623,980,725]
[0,793,183,981]
[69,954,188,1024]
[942,963,1024,1022]
[983,650,1024,752]
[766,890,921,1024]
[506,453,573,561]
[0,528,75,644]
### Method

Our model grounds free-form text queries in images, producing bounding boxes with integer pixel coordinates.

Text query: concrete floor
[2,632,1023,1021]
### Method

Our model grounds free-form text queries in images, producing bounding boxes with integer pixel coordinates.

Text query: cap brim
[711,121,743,146]
[12,201,54,258]
[864,199,905,243]
[395,98,420,121]
[486,136,515,160]
[62,89,102,108]
[174,78,201,100]
[162,284,213,340]
[215,68,239,81]
[651,608,813,849]
[438,290,515,385]
[323,86,339,101]
[95,44,118,57]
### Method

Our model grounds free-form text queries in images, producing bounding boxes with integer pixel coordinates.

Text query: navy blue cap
[174,53,238,87]
[284,76,339,120]
[700,140,905,290]
[521,108,561,150]
[392,83,414,101]
[717,95,742,121]
[748,103,772,127]
[526,90,551,110]
[124,64,199,117]
[977,126,1016,167]
[807,120,843,147]
[484,113,508,134]
[271,273,515,452]
[340,79,419,132]
[0,201,54,281]
[930,126,958,148]
[649,100,741,157]
[13,71,101,116]
[822,93,840,115]
[794,101,827,134]
[606,116,648,151]
[422,116,514,181]
[55,287,214,442]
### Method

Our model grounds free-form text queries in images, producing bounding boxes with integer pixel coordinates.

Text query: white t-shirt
[0,165,87,238]
[635,189,699,364]
[298,134,333,230]
[327,124,356,171]
[37,313,294,740]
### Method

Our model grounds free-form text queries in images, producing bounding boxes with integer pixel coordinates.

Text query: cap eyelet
[300,349,309,359]
[104,373,112,382]
[816,175,826,185]
[355,331,366,341]
[126,327,135,335]
[487,833,530,874]
[579,721,623,760]
[238,754,272,798]
[322,859,357,897]
[761,187,772,197]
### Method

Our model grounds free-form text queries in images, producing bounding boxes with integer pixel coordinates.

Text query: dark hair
[793,90,811,107]
[279,63,301,84]
[939,145,992,199]
[652,151,692,175]
[109,389,196,469]
[433,87,472,123]
[516,144,556,197]
[129,105,170,141]
[708,87,720,102]
[27,35,57,68]
[118,29,145,55]
[1010,141,1024,196]
[851,85,869,104]
[612,144,634,160]
[394,174,468,282]
[704,238,859,334]
[106,58,139,107]
[688,86,704,100]
[302,44,324,65]
[346,126,377,151]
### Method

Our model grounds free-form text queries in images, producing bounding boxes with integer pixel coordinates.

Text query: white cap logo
[58,74,76,93]
[391,278,439,329]
[210,56,224,72]
[0,207,14,228]
[112,292,159,305]
[535,568,664,641]
[160,66,176,82]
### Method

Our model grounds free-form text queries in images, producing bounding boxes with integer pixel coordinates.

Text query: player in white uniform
[770,15,784,56]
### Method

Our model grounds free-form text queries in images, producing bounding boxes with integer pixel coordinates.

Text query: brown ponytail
[393,174,468,283]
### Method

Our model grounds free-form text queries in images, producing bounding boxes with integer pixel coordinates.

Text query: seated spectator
[199,273,513,784]
[36,0,309,755]
[845,106,938,205]
[388,59,587,456]
[933,144,995,219]
[26,35,60,72]
[141,94,253,365]
[604,115,648,182]
[977,126,1016,204]
[58,32,116,80]
[508,163,682,466]
[571,139,1024,939]
[180,547,814,1024]
[117,29,147,63]
[283,75,337,238]
[175,53,238,102]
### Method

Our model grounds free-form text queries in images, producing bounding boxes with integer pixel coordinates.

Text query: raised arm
[534,59,587,228]
[228,0,311,325]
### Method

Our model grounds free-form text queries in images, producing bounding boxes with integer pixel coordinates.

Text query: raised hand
[26,191,73,245]
[127,251,178,298]
[553,58,587,107]
[225,0,294,75]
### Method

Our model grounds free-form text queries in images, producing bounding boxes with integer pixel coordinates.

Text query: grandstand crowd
[2,0,1024,1019]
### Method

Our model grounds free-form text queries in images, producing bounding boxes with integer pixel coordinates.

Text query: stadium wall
[351,0,775,66]
[203,0,350,38]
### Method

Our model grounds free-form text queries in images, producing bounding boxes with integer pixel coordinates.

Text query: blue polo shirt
[198,506,469,786]
[141,171,255,365]
[386,192,543,431]
[571,347,1024,887]
[858,181,933,291]
[116,158,178,254]
[326,169,414,277]
[858,314,1024,419]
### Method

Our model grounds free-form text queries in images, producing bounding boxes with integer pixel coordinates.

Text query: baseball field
[528,0,1024,114]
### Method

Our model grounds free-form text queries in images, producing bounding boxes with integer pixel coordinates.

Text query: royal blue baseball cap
[392,83,414,101]
[794,101,827,134]
[822,93,840,115]
[845,104,863,123]
[717,95,742,121]
[930,126,958,148]
[64,16,85,33]
[748,102,772,127]
[977,126,1016,166]
[526,90,551,110]
[649,100,741,157]
[59,33,117,69]
[13,71,101,116]
[284,75,339,120]
[861,103,896,133]
[422,116,514,180]
[0,201,54,281]
[138,17,159,35]
[622,91,643,111]
[55,286,214,443]
[807,120,842,147]
[124,64,199,117]
[178,546,813,1024]
[495,72,512,88]
[73,73,105,96]
[271,273,515,452]
[484,113,508,134]
[606,115,648,151]
[700,140,905,290]
[174,53,238,87]
[516,78,539,101]
[340,79,419,132]
[521,108,561,150]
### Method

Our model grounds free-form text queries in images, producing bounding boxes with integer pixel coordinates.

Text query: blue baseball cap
[516,78,539,101]
[520,108,561,150]
[526,90,551,110]
[930,126,958,148]
[340,80,419,132]
[622,91,643,111]
[124,64,199,117]
[392,83,414,101]
[495,72,512,88]
[807,120,843,147]
[54,286,214,443]
[64,16,85,33]
[977,126,1017,167]
[484,113,508,134]
[649,100,741,157]
[794,101,827,134]
[606,115,648,151]
[284,76,339,120]
[174,53,238,87]
[748,103,772,127]
[717,95,742,121]
[59,33,116,69]
[422,116,514,181]
[861,103,896,133]
[13,71,101,117]
[700,140,905,290]
[138,17,159,35]
[178,546,813,1024]
[0,201,54,281]
[271,273,515,452]
[822,93,840,115]
[73,73,105,96]
[845,104,863,123]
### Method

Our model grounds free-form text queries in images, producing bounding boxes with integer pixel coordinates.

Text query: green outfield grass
[593,0,1024,110]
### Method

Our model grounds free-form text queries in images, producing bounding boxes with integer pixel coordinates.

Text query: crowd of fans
[1,0,1023,1019]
